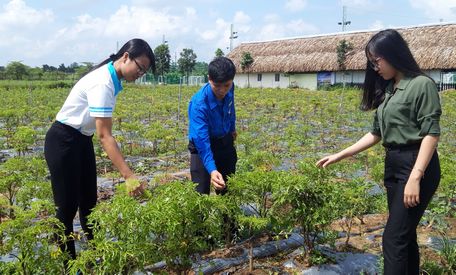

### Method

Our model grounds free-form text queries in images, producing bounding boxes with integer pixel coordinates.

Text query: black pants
[189,134,237,195]
[44,121,97,259]
[383,146,440,275]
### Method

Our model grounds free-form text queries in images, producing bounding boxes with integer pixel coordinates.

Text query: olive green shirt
[371,75,441,146]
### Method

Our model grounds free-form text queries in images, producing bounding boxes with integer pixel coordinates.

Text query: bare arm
[404,135,439,208]
[95,117,134,179]
[412,135,439,175]
[316,132,381,168]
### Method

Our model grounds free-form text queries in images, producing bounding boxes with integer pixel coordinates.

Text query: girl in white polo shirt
[44,38,155,260]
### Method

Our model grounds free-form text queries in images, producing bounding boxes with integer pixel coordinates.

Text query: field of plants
[0,81,455,274]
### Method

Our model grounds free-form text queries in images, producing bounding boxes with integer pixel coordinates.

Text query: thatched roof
[227,23,456,73]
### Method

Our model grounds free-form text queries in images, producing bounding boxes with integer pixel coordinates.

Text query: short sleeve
[371,110,381,137]
[87,84,115,118]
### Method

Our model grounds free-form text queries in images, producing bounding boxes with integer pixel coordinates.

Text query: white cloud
[0,0,53,31]
[234,11,251,25]
[197,11,252,54]
[255,15,318,41]
[256,23,283,41]
[369,20,384,30]
[340,0,375,8]
[285,0,307,12]
[286,19,319,34]
[0,1,203,66]
[339,0,381,14]
[186,7,197,17]
[0,0,55,63]
[264,13,281,22]
[409,0,456,21]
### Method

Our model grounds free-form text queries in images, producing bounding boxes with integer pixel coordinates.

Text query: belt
[384,142,421,152]
[188,134,234,154]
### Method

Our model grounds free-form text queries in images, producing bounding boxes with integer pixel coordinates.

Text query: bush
[0,200,68,274]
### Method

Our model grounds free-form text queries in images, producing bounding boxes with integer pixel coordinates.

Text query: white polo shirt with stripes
[56,61,123,136]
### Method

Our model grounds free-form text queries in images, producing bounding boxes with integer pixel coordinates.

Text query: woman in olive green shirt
[317,29,441,275]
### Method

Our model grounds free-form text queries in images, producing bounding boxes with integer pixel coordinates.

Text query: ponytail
[88,38,156,74]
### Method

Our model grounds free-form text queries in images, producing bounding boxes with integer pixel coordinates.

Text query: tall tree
[178,48,197,83]
[215,48,225,58]
[58,63,67,72]
[5,61,29,80]
[193,62,208,77]
[240,52,254,88]
[154,44,171,80]
[336,39,353,88]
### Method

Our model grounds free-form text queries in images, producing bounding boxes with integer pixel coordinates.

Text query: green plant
[0,200,69,274]
[336,39,353,70]
[146,181,228,273]
[69,191,157,274]
[273,162,336,258]
[228,171,282,220]
[332,178,376,246]
[0,157,51,217]
[240,52,254,88]
[421,261,446,275]
[9,126,36,156]
[439,233,456,272]
[237,216,269,272]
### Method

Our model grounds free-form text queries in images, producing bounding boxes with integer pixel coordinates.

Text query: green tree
[193,61,208,77]
[29,67,44,80]
[178,48,197,83]
[10,126,36,156]
[68,62,79,73]
[5,61,30,80]
[241,52,254,88]
[154,44,171,80]
[58,63,67,72]
[0,157,50,217]
[215,48,225,57]
[336,39,353,70]
[0,200,68,274]
[74,62,93,79]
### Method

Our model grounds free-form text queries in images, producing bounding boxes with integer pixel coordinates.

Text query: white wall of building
[234,70,449,89]
[289,73,318,90]
[234,73,318,89]
[335,71,365,84]
[234,73,290,88]
[426,70,442,83]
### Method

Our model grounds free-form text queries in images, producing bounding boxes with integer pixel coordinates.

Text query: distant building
[227,23,456,91]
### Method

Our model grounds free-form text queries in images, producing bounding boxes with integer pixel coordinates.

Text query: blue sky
[0,0,455,67]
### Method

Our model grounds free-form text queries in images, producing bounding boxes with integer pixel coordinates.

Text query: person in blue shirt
[188,57,237,195]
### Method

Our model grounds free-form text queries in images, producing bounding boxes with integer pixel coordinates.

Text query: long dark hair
[361,29,424,110]
[91,38,156,74]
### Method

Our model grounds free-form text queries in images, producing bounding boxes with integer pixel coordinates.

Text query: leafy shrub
[0,200,68,274]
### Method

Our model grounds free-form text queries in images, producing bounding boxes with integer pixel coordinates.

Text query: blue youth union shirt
[188,82,236,173]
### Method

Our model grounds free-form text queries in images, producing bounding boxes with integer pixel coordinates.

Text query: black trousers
[383,146,440,275]
[189,134,237,195]
[44,121,97,259]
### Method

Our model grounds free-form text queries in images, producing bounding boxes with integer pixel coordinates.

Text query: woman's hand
[316,153,342,168]
[125,175,147,197]
[316,132,380,168]
[404,170,422,208]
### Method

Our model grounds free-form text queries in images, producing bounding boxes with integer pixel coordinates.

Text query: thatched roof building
[227,23,456,73]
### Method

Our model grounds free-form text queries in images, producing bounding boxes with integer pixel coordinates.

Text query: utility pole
[338,6,351,32]
[229,24,238,52]
[162,34,168,45]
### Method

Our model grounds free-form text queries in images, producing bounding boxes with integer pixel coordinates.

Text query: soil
[207,213,456,274]
[91,172,455,274]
